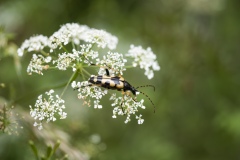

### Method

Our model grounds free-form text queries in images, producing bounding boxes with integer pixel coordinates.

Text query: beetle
[87,67,156,112]
[88,74,137,95]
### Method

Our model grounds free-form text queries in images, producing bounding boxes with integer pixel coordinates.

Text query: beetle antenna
[138,91,156,113]
[136,85,155,91]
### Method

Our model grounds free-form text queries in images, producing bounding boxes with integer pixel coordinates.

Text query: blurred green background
[1,0,240,159]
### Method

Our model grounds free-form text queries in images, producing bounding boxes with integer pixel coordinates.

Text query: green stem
[61,45,69,53]
[60,69,79,98]
[52,140,61,155]
[71,41,76,50]
[40,50,49,57]
[81,68,91,77]
[29,140,40,160]
[46,145,53,160]
[80,68,86,81]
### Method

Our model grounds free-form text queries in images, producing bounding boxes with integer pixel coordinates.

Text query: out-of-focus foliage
[0,0,240,160]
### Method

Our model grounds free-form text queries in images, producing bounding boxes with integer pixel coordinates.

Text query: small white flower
[30,89,67,130]
[18,35,49,56]
[136,114,144,124]
[46,89,54,95]
[94,100,102,109]
[124,114,131,124]
[126,45,160,79]
[71,81,81,89]
[45,56,52,63]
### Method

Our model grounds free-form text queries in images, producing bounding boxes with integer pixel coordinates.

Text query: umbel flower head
[18,23,160,129]
[30,90,67,130]
[126,45,160,79]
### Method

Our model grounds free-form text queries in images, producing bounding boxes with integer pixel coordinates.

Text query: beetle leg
[125,91,137,102]
[105,68,110,76]
[132,96,137,102]
[120,91,126,114]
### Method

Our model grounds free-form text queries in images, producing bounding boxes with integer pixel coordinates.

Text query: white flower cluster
[78,44,99,65]
[29,90,67,130]
[19,23,160,126]
[83,29,118,50]
[97,51,127,76]
[52,52,76,71]
[48,23,89,51]
[27,54,51,75]
[110,93,146,124]
[71,81,108,109]
[17,35,48,56]
[51,44,98,72]
[126,45,160,79]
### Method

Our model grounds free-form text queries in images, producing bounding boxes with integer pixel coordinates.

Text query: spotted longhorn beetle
[85,64,156,113]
